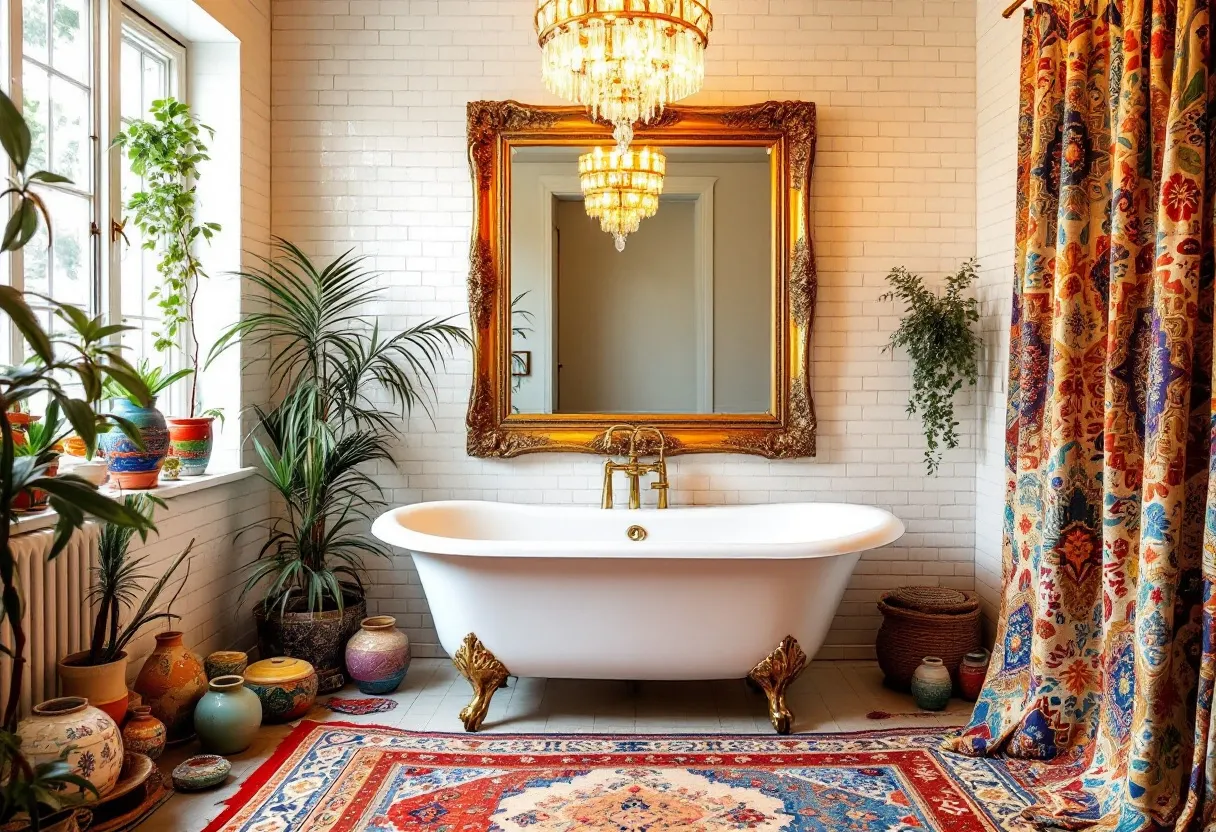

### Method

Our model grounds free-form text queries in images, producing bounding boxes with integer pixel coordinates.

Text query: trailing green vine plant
[881,258,980,475]
[112,98,221,419]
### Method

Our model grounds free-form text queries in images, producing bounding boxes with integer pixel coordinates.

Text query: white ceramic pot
[58,458,107,487]
[17,697,122,799]
[910,656,953,711]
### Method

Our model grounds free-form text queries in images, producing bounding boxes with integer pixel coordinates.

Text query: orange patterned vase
[121,705,166,760]
[166,417,214,476]
[133,631,207,743]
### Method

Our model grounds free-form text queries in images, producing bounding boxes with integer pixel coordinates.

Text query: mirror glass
[508,144,775,416]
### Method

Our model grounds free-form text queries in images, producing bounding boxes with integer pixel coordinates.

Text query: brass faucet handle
[631,425,667,457]
[603,424,638,456]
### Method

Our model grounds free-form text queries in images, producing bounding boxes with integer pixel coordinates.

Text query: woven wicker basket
[876,586,982,691]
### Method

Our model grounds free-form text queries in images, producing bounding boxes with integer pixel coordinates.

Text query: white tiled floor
[140,659,973,831]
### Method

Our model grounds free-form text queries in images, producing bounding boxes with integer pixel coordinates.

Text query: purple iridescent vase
[345,616,410,694]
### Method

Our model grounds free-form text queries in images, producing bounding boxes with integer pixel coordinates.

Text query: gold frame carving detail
[465,100,818,459]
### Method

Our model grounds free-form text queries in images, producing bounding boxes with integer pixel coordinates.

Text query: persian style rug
[321,696,399,715]
[201,723,1038,831]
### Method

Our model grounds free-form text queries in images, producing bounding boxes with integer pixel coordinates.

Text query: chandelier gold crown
[536,0,712,151]
[578,145,666,251]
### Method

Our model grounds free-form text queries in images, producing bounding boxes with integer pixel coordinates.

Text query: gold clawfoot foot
[748,635,807,734]
[452,633,510,732]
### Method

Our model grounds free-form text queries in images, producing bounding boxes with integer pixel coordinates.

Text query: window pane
[120,42,140,120]
[22,0,48,65]
[25,189,90,307]
[49,0,86,84]
[22,60,49,172]
[50,75,87,183]
[142,53,166,112]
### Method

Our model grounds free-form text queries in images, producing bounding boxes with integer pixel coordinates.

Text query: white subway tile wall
[973,2,1021,633]
[269,0,981,660]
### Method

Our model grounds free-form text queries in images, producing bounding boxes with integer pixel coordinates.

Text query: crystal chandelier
[579,145,666,251]
[536,0,712,151]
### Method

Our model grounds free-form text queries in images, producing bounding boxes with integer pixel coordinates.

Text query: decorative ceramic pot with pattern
[57,650,129,726]
[346,616,411,694]
[121,706,166,760]
[99,397,169,489]
[958,649,990,701]
[17,697,122,799]
[133,631,207,742]
[910,656,952,711]
[243,657,318,724]
[172,755,232,792]
[195,675,262,755]
[166,417,214,476]
[204,650,248,680]
[254,595,365,694]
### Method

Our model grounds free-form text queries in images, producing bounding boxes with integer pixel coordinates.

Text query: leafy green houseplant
[210,238,467,691]
[0,88,156,829]
[12,402,64,512]
[881,259,980,475]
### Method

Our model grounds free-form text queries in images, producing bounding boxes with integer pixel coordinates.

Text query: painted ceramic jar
[172,755,232,792]
[99,397,169,489]
[205,650,249,680]
[910,656,952,711]
[958,649,990,701]
[195,675,262,755]
[133,631,208,742]
[346,616,411,694]
[121,706,166,760]
[17,697,122,799]
[57,650,129,726]
[243,657,318,724]
[166,417,215,476]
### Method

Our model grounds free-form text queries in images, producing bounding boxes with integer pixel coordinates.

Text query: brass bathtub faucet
[601,425,669,510]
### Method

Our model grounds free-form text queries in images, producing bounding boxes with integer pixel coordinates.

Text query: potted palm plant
[11,403,63,512]
[98,361,191,489]
[56,495,192,725]
[0,87,156,831]
[210,239,468,692]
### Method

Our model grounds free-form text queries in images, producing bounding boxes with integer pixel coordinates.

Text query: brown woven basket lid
[882,586,979,615]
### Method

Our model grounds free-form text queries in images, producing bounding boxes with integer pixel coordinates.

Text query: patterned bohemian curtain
[949,1,1216,830]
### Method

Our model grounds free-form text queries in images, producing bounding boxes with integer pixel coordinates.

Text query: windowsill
[9,467,258,535]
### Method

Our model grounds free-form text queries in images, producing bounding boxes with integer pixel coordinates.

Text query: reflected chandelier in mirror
[465,100,818,459]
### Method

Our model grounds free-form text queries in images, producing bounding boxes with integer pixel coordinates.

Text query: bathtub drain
[626,525,647,542]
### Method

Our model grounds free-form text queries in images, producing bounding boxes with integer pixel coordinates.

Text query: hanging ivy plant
[113,98,221,418]
[881,259,980,476]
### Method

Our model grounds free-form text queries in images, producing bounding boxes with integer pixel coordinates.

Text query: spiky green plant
[211,239,469,614]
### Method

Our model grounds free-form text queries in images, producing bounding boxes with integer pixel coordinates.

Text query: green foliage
[12,401,63,460]
[510,291,533,411]
[881,259,980,476]
[212,239,469,614]
[113,98,221,417]
[87,495,192,666]
[101,359,192,406]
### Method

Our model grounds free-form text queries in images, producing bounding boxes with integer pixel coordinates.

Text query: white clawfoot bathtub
[372,501,903,730]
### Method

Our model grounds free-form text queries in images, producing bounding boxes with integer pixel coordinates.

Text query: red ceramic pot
[166,417,214,477]
[959,649,990,701]
[28,458,57,511]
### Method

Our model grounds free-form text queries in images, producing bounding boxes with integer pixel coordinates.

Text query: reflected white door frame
[538,175,717,414]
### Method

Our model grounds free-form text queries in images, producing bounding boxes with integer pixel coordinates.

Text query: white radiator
[0,523,98,718]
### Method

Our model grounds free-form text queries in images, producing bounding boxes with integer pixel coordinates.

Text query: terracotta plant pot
[57,650,129,726]
[121,705,166,760]
[166,416,215,476]
[99,397,169,489]
[346,616,411,694]
[254,595,366,693]
[243,657,318,723]
[204,650,248,680]
[195,675,262,754]
[133,631,207,742]
[27,458,57,511]
[17,697,122,799]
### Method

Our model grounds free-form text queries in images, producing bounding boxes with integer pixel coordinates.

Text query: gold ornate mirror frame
[465,99,817,458]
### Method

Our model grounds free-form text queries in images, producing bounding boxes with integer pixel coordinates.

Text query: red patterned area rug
[202,722,1035,831]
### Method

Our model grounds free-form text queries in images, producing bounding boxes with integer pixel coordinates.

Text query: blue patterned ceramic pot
[99,397,169,489]
[346,616,411,694]
[910,656,952,711]
[195,675,262,755]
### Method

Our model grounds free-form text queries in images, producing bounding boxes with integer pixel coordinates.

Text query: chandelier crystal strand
[579,145,666,251]
[537,0,711,152]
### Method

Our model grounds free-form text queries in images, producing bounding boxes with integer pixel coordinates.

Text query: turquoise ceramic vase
[99,397,169,489]
[910,656,952,711]
[194,675,262,755]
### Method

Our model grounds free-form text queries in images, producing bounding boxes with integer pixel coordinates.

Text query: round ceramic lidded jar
[133,631,208,743]
[910,656,953,711]
[121,706,166,760]
[195,675,263,755]
[205,650,249,681]
[243,657,318,724]
[346,616,411,695]
[17,697,123,799]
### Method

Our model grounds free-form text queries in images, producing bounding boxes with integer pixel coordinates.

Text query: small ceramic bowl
[204,650,249,680]
[172,755,231,792]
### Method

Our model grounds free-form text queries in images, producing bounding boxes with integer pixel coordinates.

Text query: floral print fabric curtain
[949,1,1216,830]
